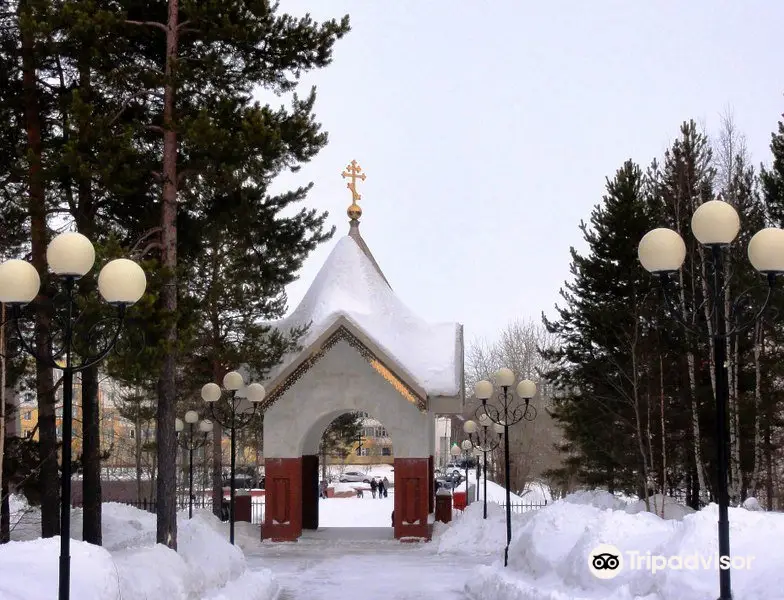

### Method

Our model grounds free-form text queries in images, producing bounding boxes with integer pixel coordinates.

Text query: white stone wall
[264,340,434,458]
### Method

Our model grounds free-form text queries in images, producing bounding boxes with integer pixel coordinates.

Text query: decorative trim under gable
[260,325,428,413]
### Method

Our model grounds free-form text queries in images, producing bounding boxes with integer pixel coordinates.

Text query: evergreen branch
[125,20,168,33]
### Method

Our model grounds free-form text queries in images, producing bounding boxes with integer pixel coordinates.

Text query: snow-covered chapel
[259,161,465,541]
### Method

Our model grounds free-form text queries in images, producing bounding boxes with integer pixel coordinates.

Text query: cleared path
[246,531,491,600]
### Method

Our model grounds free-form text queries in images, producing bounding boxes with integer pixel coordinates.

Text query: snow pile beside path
[464,493,784,600]
[175,510,246,592]
[95,501,157,550]
[0,502,277,600]
[434,501,523,555]
[7,493,41,541]
[626,493,695,521]
[193,507,262,553]
[113,543,190,599]
[0,537,120,599]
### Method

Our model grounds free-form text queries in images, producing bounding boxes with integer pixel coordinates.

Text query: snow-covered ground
[248,535,486,599]
[1,497,277,600]
[6,487,783,599]
[319,491,395,527]
[446,491,784,600]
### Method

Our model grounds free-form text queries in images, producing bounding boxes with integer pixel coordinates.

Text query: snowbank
[434,501,519,555]
[458,491,784,600]
[0,537,120,600]
[0,501,276,600]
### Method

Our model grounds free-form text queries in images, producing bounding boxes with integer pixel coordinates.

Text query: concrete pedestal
[233,490,252,523]
[435,490,452,524]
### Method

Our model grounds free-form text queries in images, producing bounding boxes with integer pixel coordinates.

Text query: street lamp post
[460,439,472,502]
[176,411,213,519]
[0,232,146,600]
[474,370,537,567]
[449,444,462,493]
[638,200,784,600]
[201,371,265,545]
[463,415,504,519]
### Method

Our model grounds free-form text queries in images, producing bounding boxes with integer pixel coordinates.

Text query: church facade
[259,161,464,541]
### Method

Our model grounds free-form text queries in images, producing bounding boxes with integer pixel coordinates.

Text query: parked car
[437,466,462,479]
[339,470,370,483]
[435,474,462,491]
[222,473,263,489]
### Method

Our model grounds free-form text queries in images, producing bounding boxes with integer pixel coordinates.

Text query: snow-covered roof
[266,231,462,397]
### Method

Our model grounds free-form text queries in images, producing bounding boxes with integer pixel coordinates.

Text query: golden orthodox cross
[341,160,366,202]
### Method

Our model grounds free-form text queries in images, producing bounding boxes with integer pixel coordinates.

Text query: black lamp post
[0,232,146,600]
[460,439,473,502]
[201,371,265,545]
[638,199,784,600]
[463,415,503,519]
[176,411,212,519]
[473,370,537,568]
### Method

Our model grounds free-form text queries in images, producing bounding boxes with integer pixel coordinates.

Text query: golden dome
[347,202,362,220]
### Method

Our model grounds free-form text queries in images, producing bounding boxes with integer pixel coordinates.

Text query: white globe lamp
[0,259,41,304]
[201,382,222,403]
[638,228,687,274]
[46,232,95,277]
[223,371,244,391]
[494,368,515,388]
[516,379,536,399]
[691,200,740,246]
[748,228,784,274]
[98,259,147,305]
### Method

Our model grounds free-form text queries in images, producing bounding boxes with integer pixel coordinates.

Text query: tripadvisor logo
[588,544,755,579]
[588,544,623,580]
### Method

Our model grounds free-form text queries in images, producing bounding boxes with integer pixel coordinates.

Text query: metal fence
[498,500,548,514]
[73,496,266,525]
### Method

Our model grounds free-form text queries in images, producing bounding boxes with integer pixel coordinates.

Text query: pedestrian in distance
[382,476,389,498]
[370,477,378,498]
[377,478,385,499]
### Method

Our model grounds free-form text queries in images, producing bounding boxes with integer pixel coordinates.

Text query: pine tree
[320,413,363,481]
[542,160,658,497]
[761,110,784,227]
[759,108,784,508]
[113,1,350,548]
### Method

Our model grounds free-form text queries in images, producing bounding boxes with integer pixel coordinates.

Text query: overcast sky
[270,0,784,345]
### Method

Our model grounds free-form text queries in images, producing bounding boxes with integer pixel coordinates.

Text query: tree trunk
[1,479,9,543]
[135,416,142,502]
[81,366,101,544]
[660,355,667,517]
[748,322,763,498]
[764,404,773,510]
[210,360,223,517]
[321,444,328,483]
[629,328,650,511]
[155,0,181,549]
[726,281,742,503]
[20,0,59,537]
[1,305,6,498]
[678,278,707,505]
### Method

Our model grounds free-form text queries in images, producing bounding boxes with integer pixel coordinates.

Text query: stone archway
[298,409,395,530]
[261,322,436,541]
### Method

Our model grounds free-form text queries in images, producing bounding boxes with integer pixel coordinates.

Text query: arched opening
[300,410,395,531]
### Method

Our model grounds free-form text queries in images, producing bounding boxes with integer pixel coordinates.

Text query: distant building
[344,411,393,465]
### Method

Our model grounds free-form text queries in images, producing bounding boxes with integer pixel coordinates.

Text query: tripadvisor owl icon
[589,544,623,580]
